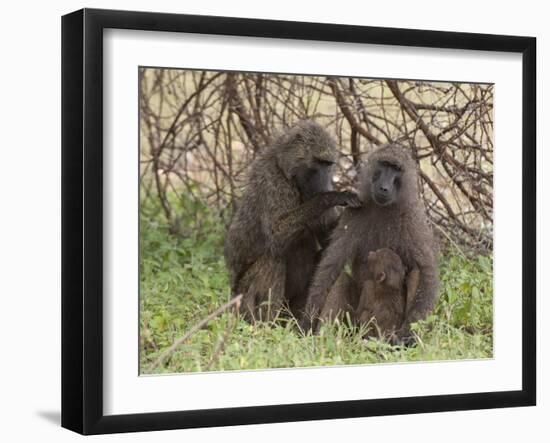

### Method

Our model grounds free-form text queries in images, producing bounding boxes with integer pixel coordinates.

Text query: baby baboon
[302,144,438,344]
[224,120,361,322]
[355,248,420,339]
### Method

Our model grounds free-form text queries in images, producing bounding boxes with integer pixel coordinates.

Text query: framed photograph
[61,8,536,435]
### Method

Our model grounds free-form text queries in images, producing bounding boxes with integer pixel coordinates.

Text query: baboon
[301,144,439,344]
[224,120,361,322]
[316,249,419,337]
[355,248,420,339]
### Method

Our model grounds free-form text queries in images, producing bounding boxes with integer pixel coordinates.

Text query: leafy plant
[139,196,493,374]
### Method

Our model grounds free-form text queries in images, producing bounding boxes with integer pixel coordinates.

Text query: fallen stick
[148,294,243,372]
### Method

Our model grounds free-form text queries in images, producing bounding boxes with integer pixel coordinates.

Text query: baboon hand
[336,191,362,208]
[390,326,416,347]
[298,316,313,335]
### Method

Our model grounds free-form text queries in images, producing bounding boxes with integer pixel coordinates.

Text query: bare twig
[140,69,493,251]
[148,294,243,371]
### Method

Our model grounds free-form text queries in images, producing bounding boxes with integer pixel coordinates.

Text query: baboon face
[358,144,418,207]
[277,120,338,202]
[370,160,403,206]
[367,249,405,291]
[293,158,335,201]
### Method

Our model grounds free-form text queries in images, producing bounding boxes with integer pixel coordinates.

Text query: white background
[0,0,546,442]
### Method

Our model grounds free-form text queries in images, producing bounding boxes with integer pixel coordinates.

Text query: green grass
[139,198,493,374]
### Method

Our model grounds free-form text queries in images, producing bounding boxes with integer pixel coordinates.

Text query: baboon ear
[376,271,386,283]
[368,251,375,260]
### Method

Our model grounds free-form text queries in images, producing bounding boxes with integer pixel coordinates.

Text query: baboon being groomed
[301,144,439,345]
[224,120,361,322]
[355,248,420,339]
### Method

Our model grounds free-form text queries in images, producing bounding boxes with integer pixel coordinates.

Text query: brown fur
[355,248,420,339]
[302,144,439,343]
[224,120,360,322]
[318,273,359,324]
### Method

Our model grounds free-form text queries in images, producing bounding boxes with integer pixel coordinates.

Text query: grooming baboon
[224,120,361,322]
[301,144,439,344]
[355,248,420,339]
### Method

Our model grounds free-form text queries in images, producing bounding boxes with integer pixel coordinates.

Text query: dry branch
[140,69,493,252]
[148,294,243,371]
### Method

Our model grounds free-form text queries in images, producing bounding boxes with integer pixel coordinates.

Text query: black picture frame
[61,8,536,435]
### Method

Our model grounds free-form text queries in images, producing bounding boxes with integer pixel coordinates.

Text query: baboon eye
[373,170,381,181]
[381,160,401,172]
[315,158,334,167]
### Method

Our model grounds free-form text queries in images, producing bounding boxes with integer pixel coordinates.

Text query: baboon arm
[405,268,420,316]
[266,191,344,256]
[312,208,340,250]
[302,226,355,330]
[400,252,439,332]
